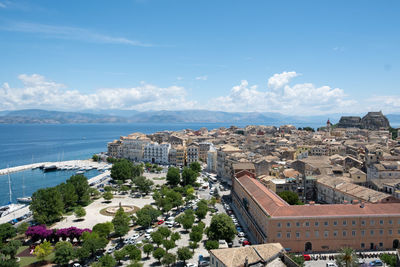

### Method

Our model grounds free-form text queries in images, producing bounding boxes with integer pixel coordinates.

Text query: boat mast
[8,170,12,203]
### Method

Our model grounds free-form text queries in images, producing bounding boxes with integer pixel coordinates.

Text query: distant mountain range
[0,109,399,127]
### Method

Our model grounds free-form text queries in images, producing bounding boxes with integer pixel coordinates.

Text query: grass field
[17,246,55,267]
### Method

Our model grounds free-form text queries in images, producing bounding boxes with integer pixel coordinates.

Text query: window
[379,229,384,235]
[324,221,329,226]
[388,229,393,235]
[370,230,374,236]
[361,230,365,236]
[343,220,347,226]
[296,222,300,227]
[370,220,375,226]
[352,230,356,236]
[352,220,356,226]
[296,232,300,238]
[277,232,281,238]
[379,242,383,247]
[333,231,338,237]
[305,222,310,227]
[389,220,393,225]
[361,243,365,249]
[277,223,281,228]
[342,231,347,237]
[305,231,310,238]
[216,262,219,267]
[379,220,384,225]
[361,220,366,226]
[315,231,319,237]
[286,232,291,238]
[333,221,338,226]
[315,221,319,227]
[324,231,329,237]
[287,222,291,228]
[212,258,214,264]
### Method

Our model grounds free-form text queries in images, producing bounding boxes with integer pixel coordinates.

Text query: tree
[277,191,302,205]
[158,227,171,240]
[114,249,126,264]
[189,230,202,243]
[76,246,90,263]
[143,243,154,258]
[153,247,166,263]
[30,187,64,224]
[166,167,180,186]
[162,239,176,252]
[189,162,201,173]
[112,207,131,239]
[207,214,236,242]
[93,222,114,238]
[132,176,154,195]
[0,223,16,243]
[335,247,359,267]
[288,254,304,267]
[171,232,181,242]
[1,240,21,259]
[126,246,141,261]
[74,206,86,219]
[81,231,108,257]
[165,190,183,210]
[189,241,198,253]
[205,240,219,250]
[103,191,114,202]
[111,159,133,182]
[99,254,117,267]
[67,174,90,206]
[151,231,164,247]
[177,247,193,265]
[132,164,144,178]
[120,185,130,193]
[380,253,397,267]
[136,205,161,227]
[57,182,78,210]
[54,241,75,266]
[89,187,101,198]
[16,222,29,235]
[33,241,54,262]
[181,168,197,186]
[127,261,143,267]
[162,253,176,267]
[92,154,99,162]
[176,209,195,232]
[0,259,19,267]
[195,206,208,221]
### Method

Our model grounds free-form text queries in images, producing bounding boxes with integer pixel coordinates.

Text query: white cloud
[0,2,6,8]
[176,76,184,81]
[195,75,208,81]
[0,74,196,111]
[267,71,298,90]
[0,21,154,47]
[209,71,357,115]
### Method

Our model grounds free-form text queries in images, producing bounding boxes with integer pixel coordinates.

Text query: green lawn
[17,246,55,267]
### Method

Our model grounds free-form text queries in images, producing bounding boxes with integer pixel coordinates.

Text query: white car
[326,263,337,267]
[107,247,115,254]
[144,233,151,239]
[186,263,198,267]
[238,232,245,237]
[131,233,140,239]
[238,237,246,243]
[146,228,154,234]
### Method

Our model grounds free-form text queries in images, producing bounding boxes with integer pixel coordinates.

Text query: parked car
[242,240,251,246]
[239,237,246,243]
[369,260,384,266]
[238,232,245,237]
[131,233,140,239]
[303,254,311,261]
[157,219,164,225]
[186,263,197,267]
[106,247,115,254]
[326,263,337,267]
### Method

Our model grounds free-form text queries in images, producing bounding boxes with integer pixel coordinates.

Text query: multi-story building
[143,142,171,164]
[367,161,400,180]
[316,176,398,204]
[199,142,212,163]
[120,134,150,161]
[186,142,199,165]
[232,174,400,252]
[107,140,122,158]
[175,145,186,166]
[217,144,241,183]
[207,146,217,173]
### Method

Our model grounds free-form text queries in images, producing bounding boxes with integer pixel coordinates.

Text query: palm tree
[335,247,359,267]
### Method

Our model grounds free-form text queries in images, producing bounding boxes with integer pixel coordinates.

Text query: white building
[186,142,199,165]
[120,135,150,161]
[143,142,171,164]
[207,145,217,173]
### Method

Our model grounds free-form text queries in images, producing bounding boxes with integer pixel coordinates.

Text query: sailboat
[0,169,25,217]
[17,173,32,204]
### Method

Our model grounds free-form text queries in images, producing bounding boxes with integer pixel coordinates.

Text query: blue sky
[0,0,399,115]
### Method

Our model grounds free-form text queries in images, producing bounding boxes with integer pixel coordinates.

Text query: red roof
[235,175,400,218]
